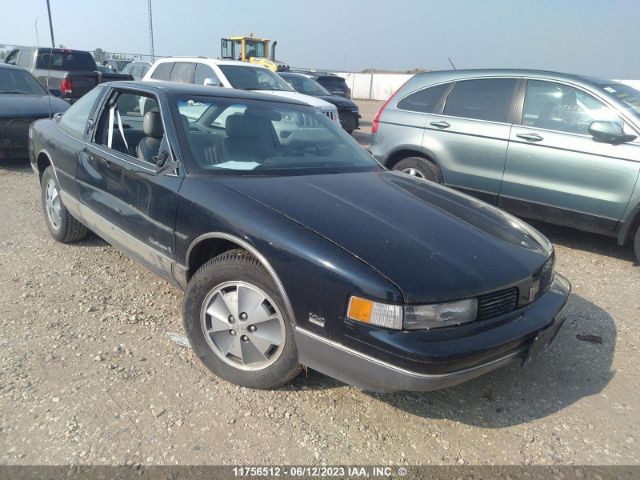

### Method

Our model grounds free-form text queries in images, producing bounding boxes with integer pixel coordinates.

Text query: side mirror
[155,150,180,175]
[49,88,62,97]
[203,77,221,87]
[53,112,63,122]
[589,121,637,144]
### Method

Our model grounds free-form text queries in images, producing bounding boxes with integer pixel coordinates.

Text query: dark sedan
[0,64,69,160]
[29,81,570,392]
[280,72,360,133]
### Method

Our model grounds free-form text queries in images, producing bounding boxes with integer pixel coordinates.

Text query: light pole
[35,17,40,47]
[147,0,155,62]
[46,0,55,47]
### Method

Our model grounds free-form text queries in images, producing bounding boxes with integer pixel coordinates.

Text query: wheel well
[623,209,640,245]
[36,153,52,180]
[186,238,248,280]
[385,149,436,170]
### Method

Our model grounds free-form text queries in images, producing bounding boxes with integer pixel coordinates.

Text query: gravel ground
[0,101,639,466]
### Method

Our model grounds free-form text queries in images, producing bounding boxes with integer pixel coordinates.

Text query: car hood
[254,90,336,110]
[0,94,69,117]
[315,95,358,109]
[219,171,553,303]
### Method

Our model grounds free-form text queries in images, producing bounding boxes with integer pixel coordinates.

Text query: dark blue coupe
[29,81,570,391]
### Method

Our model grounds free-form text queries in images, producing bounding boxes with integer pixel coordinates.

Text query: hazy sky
[1,0,638,78]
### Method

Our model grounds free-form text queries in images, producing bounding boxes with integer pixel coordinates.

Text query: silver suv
[369,69,640,262]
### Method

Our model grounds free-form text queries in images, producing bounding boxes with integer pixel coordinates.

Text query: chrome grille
[537,254,555,296]
[323,110,338,122]
[477,287,519,321]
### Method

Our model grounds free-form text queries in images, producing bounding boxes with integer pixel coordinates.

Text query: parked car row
[5,42,638,394]
[370,69,640,262]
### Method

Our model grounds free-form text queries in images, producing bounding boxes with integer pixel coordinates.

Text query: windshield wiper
[0,90,29,94]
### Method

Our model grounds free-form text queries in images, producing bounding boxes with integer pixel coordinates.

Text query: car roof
[0,63,24,71]
[279,72,311,78]
[152,57,267,69]
[413,68,613,87]
[105,80,310,106]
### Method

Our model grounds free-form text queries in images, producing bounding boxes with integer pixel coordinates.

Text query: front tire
[634,225,640,264]
[40,166,88,243]
[183,250,301,389]
[392,156,442,183]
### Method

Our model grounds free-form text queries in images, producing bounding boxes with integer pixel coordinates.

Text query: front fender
[176,178,403,341]
[617,167,640,245]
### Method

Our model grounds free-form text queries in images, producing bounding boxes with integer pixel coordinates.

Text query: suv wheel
[183,250,301,389]
[393,157,442,183]
[634,225,640,264]
[41,166,88,243]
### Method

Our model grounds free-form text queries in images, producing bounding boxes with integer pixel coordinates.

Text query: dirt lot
[1,101,639,466]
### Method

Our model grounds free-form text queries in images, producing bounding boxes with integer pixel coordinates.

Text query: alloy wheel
[200,281,286,371]
[45,178,62,230]
[401,167,426,179]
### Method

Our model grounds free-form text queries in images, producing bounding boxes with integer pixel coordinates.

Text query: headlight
[404,299,478,330]
[346,296,478,331]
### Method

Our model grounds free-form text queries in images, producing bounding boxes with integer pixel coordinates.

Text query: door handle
[516,133,544,142]
[97,156,111,167]
[430,121,451,129]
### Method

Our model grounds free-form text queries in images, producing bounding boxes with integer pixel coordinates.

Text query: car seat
[136,111,164,164]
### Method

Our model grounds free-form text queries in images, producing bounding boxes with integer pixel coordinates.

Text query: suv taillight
[371,81,408,134]
[60,77,73,95]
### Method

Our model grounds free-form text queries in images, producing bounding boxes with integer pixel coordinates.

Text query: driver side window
[522,80,622,135]
[94,90,163,164]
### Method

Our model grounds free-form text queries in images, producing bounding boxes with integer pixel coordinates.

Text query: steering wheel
[282,143,321,157]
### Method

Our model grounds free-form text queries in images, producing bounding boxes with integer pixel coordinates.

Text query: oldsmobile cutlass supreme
[29,81,570,392]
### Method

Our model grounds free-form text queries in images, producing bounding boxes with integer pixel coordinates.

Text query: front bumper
[337,109,360,132]
[0,117,38,160]
[295,273,570,392]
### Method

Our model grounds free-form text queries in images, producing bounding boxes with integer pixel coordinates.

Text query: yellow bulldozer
[220,33,290,72]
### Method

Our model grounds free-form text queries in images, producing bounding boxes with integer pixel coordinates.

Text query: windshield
[173,95,379,176]
[219,65,293,91]
[0,68,48,95]
[281,75,330,96]
[600,83,640,119]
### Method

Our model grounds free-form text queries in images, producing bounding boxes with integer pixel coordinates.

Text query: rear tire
[40,166,88,243]
[183,250,301,389]
[634,225,640,264]
[392,156,442,183]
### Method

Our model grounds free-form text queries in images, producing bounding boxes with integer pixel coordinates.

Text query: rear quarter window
[397,82,451,113]
[58,87,103,137]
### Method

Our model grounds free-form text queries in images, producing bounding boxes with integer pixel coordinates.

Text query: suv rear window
[316,76,346,86]
[35,49,96,71]
[397,83,450,113]
[443,78,517,123]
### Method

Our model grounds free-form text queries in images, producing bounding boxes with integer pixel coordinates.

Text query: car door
[76,87,183,279]
[418,78,517,204]
[500,79,640,234]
